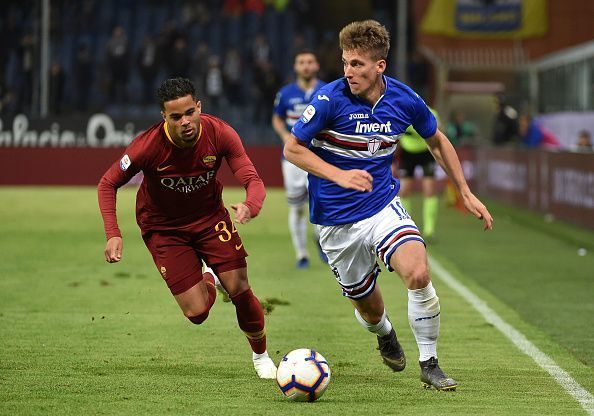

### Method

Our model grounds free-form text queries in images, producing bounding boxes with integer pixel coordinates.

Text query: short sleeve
[410,94,437,139]
[291,92,332,145]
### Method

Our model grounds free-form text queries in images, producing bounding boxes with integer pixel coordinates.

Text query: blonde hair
[339,20,390,61]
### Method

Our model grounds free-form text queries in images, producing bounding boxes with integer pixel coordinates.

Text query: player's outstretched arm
[426,130,493,231]
[104,236,123,263]
[284,135,373,192]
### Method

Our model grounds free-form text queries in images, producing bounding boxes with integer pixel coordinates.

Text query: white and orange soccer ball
[276,348,331,402]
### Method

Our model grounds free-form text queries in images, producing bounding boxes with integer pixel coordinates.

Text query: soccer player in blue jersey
[272,50,328,268]
[285,20,493,391]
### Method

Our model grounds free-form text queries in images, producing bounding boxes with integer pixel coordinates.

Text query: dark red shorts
[142,211,247,295]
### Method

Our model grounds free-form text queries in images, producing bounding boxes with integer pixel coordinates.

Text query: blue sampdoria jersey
[273,80,327,131]
[291,76,437,226]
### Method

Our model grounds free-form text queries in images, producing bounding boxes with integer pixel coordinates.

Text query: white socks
[288,205,308,259]
[354,308,393,337]
[408,281,440,361]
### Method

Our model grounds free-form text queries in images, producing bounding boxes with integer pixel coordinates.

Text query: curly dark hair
[156,78,196,110]
[339,20,390,61]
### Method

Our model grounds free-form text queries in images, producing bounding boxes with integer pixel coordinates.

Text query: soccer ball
[276,348,331,402]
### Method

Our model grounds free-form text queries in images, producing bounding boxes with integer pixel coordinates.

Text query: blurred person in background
[192,42,210,94]
[98,77,277,379]
[253,59,279,125]
[105,25,130,104]
[223,47,243,106]
[166,37,191,79]
[446,110,475,146]
[74,43,93,112]
[518,113,561,149]
[251,33,271,65]
[17,32,35,113]
[205,55,225,115]
[49,62,66,115]
[272,50,327,269]
[571,130,593,152]
[137,35,161,105]
[492,94,518,146]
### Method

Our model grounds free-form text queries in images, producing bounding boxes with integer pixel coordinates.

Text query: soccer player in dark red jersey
[98,77,277,379]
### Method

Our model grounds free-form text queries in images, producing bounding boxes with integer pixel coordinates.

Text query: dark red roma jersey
[98,114,265,239]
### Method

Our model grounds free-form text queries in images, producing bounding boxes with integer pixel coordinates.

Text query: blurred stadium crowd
[0,0,399,141]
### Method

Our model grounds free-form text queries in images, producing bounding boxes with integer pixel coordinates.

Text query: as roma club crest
[367,137,381,155]
[203,155,217,166]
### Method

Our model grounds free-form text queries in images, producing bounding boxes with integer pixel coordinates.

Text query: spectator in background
[74,43,93,111]
[192,42,210,94]
[222,0,243,48]
[572,130,593,153]
[49,62,66,115]
[105,25,130,104]
[166,37,191,78]
[492,95,518,146]
[0,86,18,116]
[518,113,560,149]
[137,35,160,105]
[223,48,243,106]
[291,0,315,47]
[75,0,98,36]
[446,110,476,146]
[205,55,224,115]
[244,0,265,43]
[182,0,211,27]
[157,20,182,57]
[252,59,279,126]
[251,33,271,65]
[17,33,35,113]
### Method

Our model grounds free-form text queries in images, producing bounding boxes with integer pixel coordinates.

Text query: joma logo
[349,113,369,120]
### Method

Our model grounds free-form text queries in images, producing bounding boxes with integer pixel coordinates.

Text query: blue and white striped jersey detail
[292,76,437,225]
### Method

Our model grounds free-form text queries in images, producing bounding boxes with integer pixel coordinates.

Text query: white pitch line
[429,256,594,415]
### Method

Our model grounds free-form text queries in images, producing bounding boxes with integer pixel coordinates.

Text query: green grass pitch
[0,187,592,415]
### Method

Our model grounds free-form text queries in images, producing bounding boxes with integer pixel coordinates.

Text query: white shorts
[282,159,308,206]
[316,195,425,300]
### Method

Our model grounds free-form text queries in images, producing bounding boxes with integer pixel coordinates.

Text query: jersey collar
[343,75,388,113]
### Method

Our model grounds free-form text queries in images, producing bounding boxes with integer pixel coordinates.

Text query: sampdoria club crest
[367,137,381,155]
